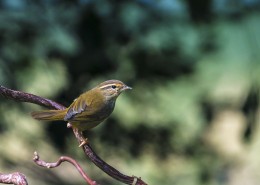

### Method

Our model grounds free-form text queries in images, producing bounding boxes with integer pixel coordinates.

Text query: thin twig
[0,85,147,185]
[0,172,28,185]
[33,152,98,185]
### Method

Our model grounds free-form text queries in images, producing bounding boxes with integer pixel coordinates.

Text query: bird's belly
[72,120,102,131]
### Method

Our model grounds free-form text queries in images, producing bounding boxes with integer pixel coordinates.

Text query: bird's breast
[95,100,115,120]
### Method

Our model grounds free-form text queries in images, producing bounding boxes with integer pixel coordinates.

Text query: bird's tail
[31,109,66,121]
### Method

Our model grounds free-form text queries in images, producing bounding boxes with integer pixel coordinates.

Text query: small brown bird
[31,80,131,143]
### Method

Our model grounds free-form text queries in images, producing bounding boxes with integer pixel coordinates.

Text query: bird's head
[97,80,132,100]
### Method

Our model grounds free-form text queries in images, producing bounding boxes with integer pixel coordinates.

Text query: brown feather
[31,109,67,121]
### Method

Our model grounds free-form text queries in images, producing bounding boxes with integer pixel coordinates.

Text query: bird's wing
[64,95,89,121]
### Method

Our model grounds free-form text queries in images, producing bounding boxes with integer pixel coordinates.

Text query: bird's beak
[122,85,132,91]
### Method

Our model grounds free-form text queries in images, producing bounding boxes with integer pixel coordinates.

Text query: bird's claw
[78,138,89,147]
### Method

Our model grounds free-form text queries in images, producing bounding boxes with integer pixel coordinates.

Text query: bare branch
[33,152,98,185]
[0,85,148,185]
[0,172,28,185]
[0,85,65,110]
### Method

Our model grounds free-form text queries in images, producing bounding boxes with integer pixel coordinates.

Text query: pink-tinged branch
[33,152,98,185]
[0,172,28,185]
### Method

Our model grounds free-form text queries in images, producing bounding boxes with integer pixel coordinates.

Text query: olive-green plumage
[31,80,131,131]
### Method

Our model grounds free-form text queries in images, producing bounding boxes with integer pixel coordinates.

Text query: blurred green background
[0,0,260,185]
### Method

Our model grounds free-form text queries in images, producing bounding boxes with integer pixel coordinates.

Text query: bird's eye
[111,85,117,89]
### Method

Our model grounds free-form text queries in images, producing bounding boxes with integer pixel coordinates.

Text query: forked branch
[33,152,98,185]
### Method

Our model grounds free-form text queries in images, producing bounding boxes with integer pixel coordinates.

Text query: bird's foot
[132,176,140,185]
[79,138,89,147]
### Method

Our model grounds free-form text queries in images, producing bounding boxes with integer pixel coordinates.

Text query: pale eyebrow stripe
[99,83,117,90]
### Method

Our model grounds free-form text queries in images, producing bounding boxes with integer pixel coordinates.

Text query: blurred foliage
[0,0,260,185]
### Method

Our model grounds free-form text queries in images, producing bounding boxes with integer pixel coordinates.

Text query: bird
[31,79,131,146]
